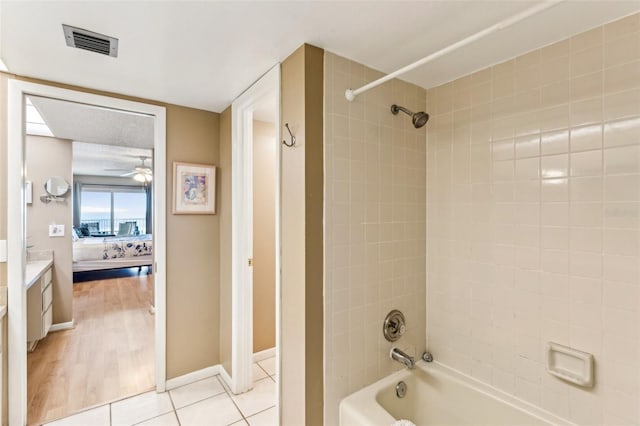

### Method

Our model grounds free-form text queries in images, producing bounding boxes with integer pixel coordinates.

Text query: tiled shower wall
[426,13,640,425]
[324,52,426,425]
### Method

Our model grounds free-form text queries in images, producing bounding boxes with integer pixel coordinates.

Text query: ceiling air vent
[62,24,118,58]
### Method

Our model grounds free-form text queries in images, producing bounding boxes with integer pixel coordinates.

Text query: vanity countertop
[25,259,53,290]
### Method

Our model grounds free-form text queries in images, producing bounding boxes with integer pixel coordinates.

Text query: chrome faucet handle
[383,310,406,342]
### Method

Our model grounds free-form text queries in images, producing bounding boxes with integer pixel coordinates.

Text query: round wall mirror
[44,176,70,197]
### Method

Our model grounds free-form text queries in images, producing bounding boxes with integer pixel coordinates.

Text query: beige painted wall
[219,107,232,376]
[26,136,73,324]
[323,52,427,425]
[165,104,220,379]
[0,73,222,401]
[281,44,324,426]
[252,120,276,353]
[426,13,640,425]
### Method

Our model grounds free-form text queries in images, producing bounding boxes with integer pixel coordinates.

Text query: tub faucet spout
[390,347,415,369]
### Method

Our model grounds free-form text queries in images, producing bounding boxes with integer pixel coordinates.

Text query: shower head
[391,104,429,128]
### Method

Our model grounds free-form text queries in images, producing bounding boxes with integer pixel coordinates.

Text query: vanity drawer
[43,268,52,290]
[42,304,53,337]
[42,283,53,311]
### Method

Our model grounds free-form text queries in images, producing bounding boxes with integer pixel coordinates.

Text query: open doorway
[7,81,167,426]
[228,65,280,421]
[249,100,278,408]
[22,95,157,424]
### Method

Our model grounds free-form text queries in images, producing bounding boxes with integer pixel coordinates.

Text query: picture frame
[173,162,217,214]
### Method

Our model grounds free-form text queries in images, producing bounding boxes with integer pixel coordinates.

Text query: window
[79,185,149,234]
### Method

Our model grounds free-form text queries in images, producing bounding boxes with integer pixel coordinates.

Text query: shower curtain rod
[345,0,564,102]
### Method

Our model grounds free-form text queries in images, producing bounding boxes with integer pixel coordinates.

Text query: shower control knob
[383,310,406,342]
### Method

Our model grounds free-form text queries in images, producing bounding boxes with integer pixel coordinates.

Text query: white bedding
[73,234,153,271]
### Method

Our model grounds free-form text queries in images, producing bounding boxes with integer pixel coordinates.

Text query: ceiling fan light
[133,173,146,182]
[145,174,153,182]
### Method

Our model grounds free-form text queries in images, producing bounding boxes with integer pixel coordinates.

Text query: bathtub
[339,361,572,426]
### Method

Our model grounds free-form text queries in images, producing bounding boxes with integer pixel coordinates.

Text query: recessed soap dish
[546,342,594,387]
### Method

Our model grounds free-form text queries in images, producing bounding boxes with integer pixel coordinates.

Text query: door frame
[7,80,167,425]
[228,64,281,399]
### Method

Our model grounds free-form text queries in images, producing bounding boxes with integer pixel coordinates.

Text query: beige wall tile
[603,89,640,121]
[541,130,569,155]
[603,117,640,148]
[426,13,640,426]
[604,13,640,42]
[571,150,602,176]
[604,145,640,174]
[570,124,602,152]
[604,61,640,94]
[571,27,603,52]
[571,45,604,77]
[541,154,568,179]
[604,33,640,67]
[570,71,602,101]
[325,52,426,425]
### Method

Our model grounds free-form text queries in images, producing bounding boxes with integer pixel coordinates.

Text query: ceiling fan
[105,156,153,182]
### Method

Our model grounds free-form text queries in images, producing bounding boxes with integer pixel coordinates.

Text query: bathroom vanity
[25,258,54,351]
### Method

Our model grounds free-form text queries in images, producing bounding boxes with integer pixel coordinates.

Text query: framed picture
[173,162,216,214]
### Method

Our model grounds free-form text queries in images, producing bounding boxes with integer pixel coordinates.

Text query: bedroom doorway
[7,81,167,426]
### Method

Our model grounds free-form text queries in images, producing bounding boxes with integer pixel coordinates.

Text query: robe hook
[283,123,296,147]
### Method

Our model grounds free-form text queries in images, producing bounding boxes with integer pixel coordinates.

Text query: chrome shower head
[391,104,430,128]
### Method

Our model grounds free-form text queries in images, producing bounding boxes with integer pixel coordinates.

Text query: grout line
[224,384,248,423]
[255,361,271,378]
[167,390,180,426]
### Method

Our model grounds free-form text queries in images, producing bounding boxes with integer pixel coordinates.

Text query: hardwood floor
[27,274,155,426]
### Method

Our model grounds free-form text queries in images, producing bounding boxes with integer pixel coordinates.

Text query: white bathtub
[339,361,572,426]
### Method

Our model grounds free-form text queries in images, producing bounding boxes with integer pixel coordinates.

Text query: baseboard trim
[49,320,75,332]
[166,365,221,390]
[253,347,275,362]
[219,365,232,389]
[166,352,272,393]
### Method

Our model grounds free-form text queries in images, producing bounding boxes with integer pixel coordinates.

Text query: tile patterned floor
[44,358,277,426]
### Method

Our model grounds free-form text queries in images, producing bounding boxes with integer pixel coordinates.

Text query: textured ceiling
[3,2,639,112]
[25,95,153,178]
[72,141,152,178]
[29,95,154,149]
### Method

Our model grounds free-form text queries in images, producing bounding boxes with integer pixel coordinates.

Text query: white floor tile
[44,405,110,426]
[135,411,180,426]
[246,406,277,426]
[230,378,276,418]
[257,357,276,376]
[253,363,268,382]
[176,393,243,426]
[111,391,174,426]
[169,376,225,408]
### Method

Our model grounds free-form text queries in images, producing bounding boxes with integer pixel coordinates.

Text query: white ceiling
[72,141,152,178]
[28,96,154,149]
[3,2,639,113]
[25,95,153,177]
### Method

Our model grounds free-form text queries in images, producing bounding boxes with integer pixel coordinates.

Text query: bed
[73,234,153,272]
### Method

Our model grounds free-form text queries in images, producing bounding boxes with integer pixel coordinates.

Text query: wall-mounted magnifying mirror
[41,176,70,203]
